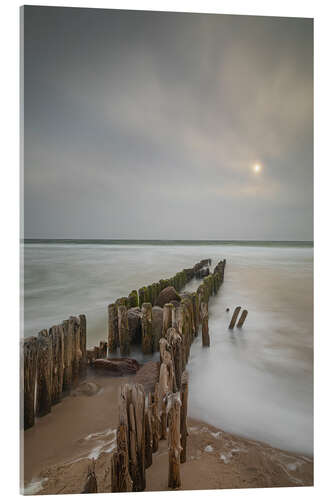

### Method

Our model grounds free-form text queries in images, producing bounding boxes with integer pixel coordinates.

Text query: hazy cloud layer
[23,7,313,240]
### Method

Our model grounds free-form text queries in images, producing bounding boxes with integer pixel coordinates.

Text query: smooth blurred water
[23,241,313,456]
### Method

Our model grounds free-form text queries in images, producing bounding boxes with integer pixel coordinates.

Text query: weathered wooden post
[229,306,241,329]
[118,306,130,356]
[62,319,72,393]
[180,371,188,464]
[79,314,87,378]
[152,383,160,452]
[128,290,139,308]
[51,324,65,403]
[166,327,182,391]
[99,341,107,358]
[162,303,174,337]
[237,309,248,328]
[24,336,38,430]
[201,301,210,347]
[141,302,153,354]
[167,392,182,489]
[71,317,81,388]
[191,292,200,336]
[81,459,98,493]
[36,330,52,418]
[108,303,118,354]
[144,404,153,469]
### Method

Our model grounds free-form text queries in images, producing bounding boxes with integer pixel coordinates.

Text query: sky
[23,6,313,240]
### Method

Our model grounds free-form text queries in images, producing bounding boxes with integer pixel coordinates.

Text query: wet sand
[23,368,313,494]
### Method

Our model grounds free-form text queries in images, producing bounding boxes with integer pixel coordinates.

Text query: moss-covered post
[229,306,241,329]
[108,303,118,354]
[24,336,38,430]
[141,302,153,354]
[118,305,130,356]
[128,290,139,308]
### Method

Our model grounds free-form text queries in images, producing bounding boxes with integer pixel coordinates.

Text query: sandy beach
[23,368,313,495]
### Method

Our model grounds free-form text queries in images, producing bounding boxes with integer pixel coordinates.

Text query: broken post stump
[228,306,241,329]
[237,309,248,328]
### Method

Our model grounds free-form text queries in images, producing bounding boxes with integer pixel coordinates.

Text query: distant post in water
[237,309,248,328]
[228,306,241,329]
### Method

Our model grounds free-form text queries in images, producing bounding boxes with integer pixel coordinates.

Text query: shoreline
[23,371,313,495]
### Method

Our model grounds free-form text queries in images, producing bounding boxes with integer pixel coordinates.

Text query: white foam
[204,445,214,452]
[23,477,48,495]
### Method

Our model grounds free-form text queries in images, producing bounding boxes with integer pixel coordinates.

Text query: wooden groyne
[82,258,226,492]
[23,258,225,431]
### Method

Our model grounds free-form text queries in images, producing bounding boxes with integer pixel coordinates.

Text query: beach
[23,241,313,493]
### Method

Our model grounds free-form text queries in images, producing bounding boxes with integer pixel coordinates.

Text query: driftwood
[167,392,182,489]
[237,309,248,328]
[228,306,241,329]
[92,358,140,375]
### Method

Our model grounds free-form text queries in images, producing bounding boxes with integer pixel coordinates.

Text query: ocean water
[23,240,313,456]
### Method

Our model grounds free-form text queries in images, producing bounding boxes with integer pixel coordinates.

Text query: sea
[22,240,313,456]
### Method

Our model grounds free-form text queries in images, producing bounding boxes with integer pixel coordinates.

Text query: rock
[127,307,142,343]
[73,381,100,397]
[92,358,140,375]
[156,286,181,308]
[152,306,163,349]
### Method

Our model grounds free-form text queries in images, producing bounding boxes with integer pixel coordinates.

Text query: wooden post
[79,314,87,378]
[36,330,52,418]
[118,306,130,356]
[144,406,153,469]
[116,423,133,492]
[166,328,182,391]
[99,341,107,358]
[50,324,65,404]
[70,317,81,388]
[201,302,210,347]
[128,290,139,308]
[162,303,174,337]
[229,306,241,329]
[237,309,248,328]
[108,303,118,354]
[180,371,189,464]
[191,292,200,336]
[167,392,182,489]
[24,336,38,430]
[62,319,72,393]
[152,383,160,452]
[141,302,153,354]
[81,459,98,493]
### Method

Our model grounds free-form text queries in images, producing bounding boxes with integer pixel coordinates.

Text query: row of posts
[83,258,226,492]
[22,315,87,430]
[22,259,213,431]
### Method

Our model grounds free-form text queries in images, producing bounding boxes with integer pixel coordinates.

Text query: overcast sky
[23,7,313,240]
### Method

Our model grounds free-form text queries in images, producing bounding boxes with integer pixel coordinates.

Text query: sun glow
[253,164,262,173]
